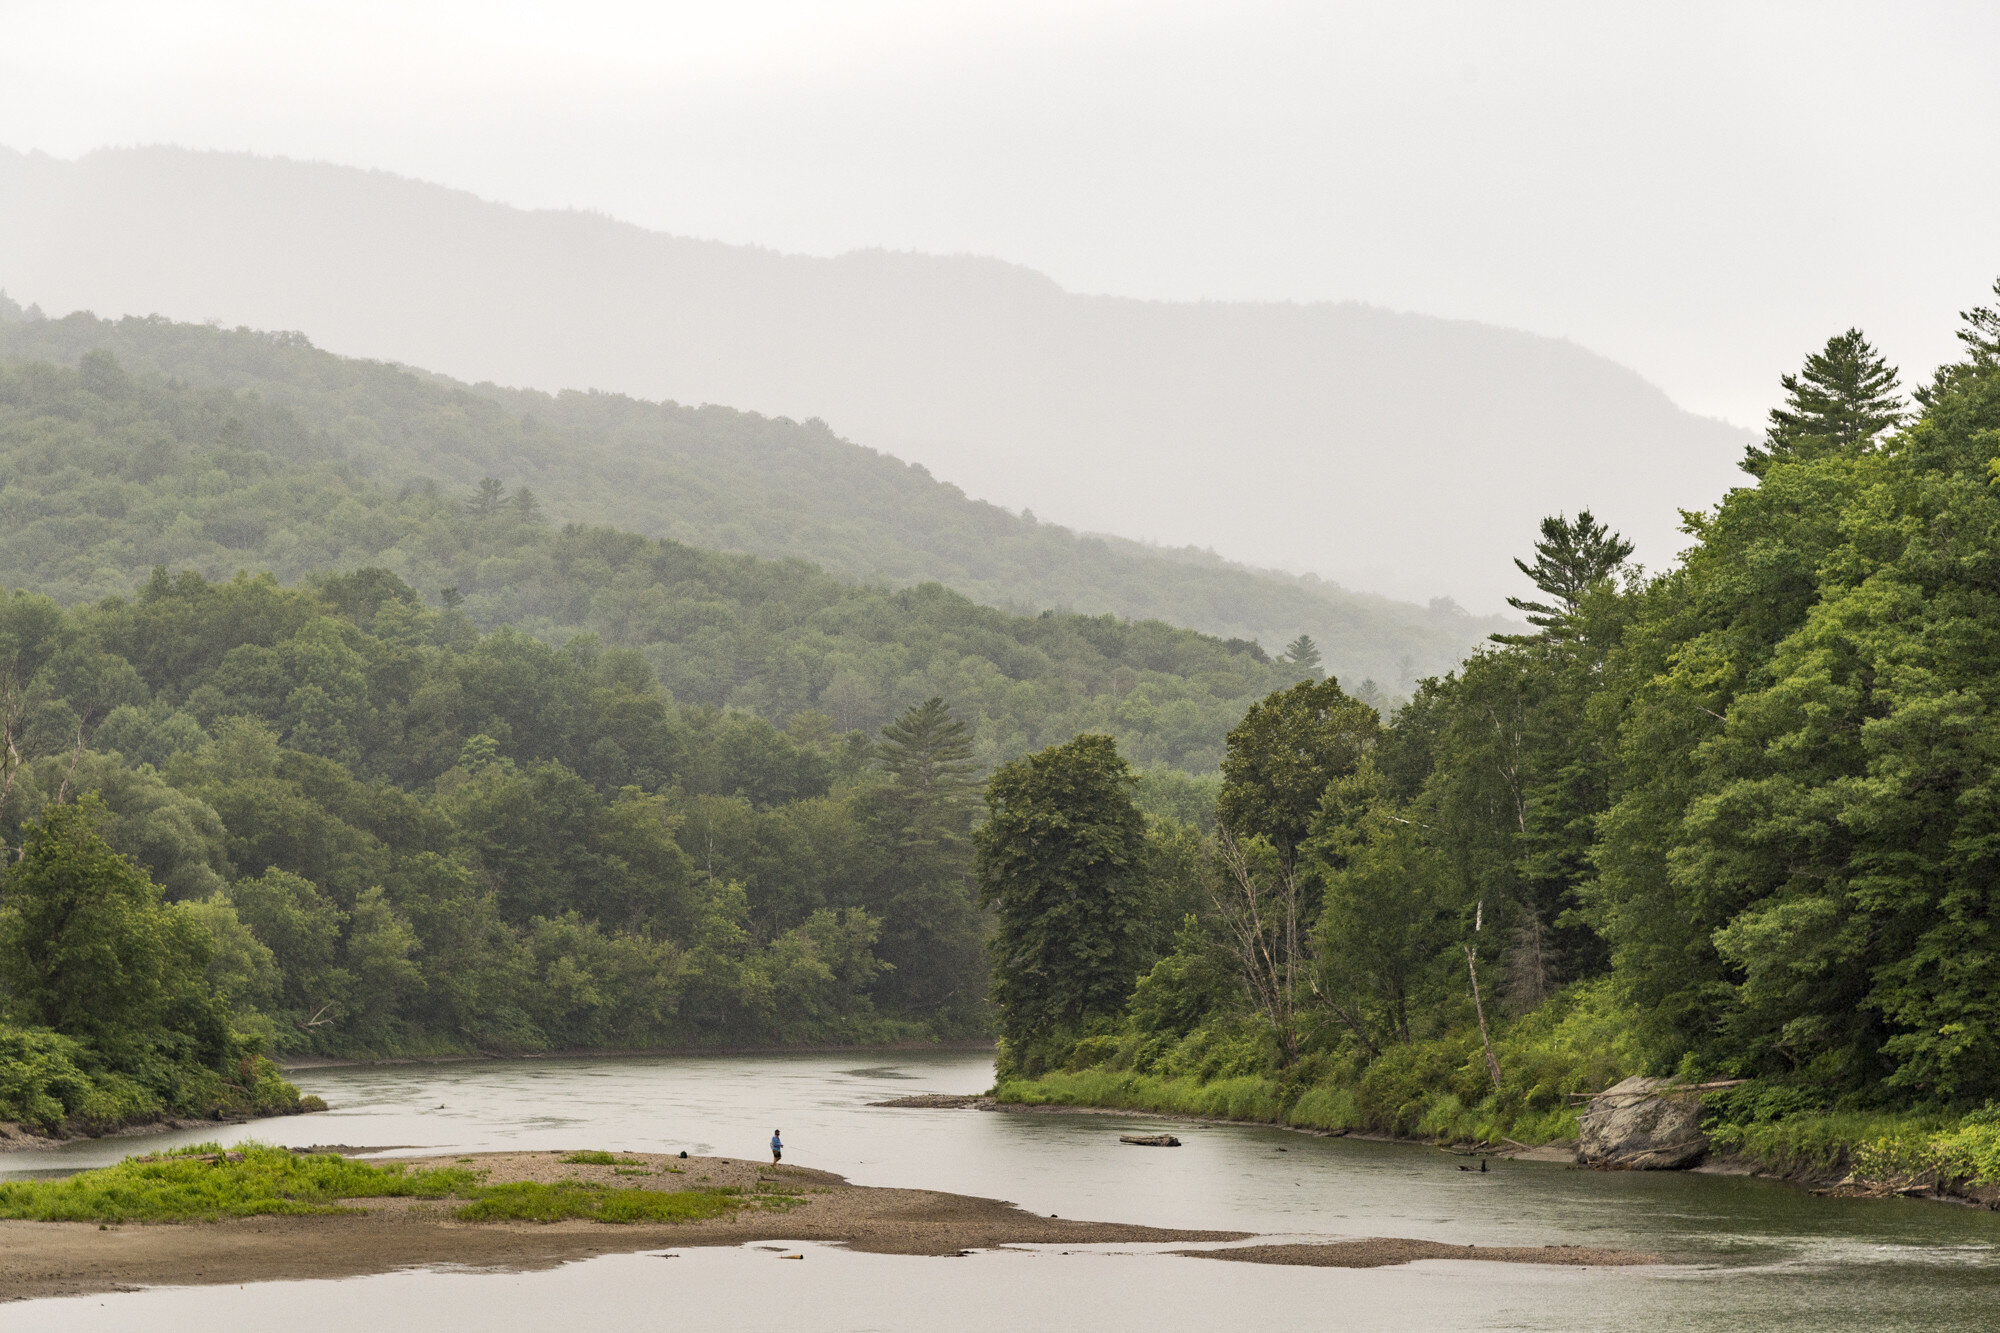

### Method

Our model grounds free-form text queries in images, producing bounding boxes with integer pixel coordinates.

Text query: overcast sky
[3,0,1996,428]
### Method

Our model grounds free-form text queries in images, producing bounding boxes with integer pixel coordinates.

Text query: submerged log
[1119,1134,1182,1147]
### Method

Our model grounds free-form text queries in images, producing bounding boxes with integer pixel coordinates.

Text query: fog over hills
[0,146,1751,611]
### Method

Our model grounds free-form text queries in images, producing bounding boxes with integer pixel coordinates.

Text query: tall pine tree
[862,698,984,1023]
[1744,328,1902,475]
[1493,510,1633,641]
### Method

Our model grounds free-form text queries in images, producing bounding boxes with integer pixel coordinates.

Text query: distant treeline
[0,302,1504,698]
[0,312,1324,772]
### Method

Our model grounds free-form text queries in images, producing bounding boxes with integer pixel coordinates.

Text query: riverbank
[875,1092,1576,1163]
[0,1147,1666,1301]
[967,1074,2000,1208]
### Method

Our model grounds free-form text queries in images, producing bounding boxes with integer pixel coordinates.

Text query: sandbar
[0,1150,1660,1302]
[0,1150,1242,1302]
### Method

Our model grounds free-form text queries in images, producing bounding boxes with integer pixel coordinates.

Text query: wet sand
[0,1150,1661,1301]
[0,1151,1243,1302]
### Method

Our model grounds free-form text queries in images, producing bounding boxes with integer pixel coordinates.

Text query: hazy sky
[3,0,1997,428]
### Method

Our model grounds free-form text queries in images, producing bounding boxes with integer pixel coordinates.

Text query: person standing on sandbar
[770,1129,783,1165]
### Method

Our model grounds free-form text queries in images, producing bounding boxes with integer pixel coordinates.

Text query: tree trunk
[1465,945,1503,1092]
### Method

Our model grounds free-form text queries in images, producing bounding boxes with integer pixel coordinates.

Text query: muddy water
[8,1051,2000,1330]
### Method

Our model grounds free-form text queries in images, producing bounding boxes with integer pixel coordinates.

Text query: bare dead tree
[54,716,90,804]
[1465,901,1504,1092]
[1208,832,1379,1061]
[0,672,26,815]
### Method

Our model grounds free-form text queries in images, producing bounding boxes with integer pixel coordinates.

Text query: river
[7,1051,1999,1330]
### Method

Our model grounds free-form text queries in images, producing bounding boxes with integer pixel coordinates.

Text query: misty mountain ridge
[0,305,1504,695]
[0,145,1751,612]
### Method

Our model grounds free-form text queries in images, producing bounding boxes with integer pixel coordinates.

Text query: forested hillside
[0,313,1323,773]
[991,286,2000,1181]
[0,303,1504,695]
[0,147,1750,614]
[0,566,1212,1095]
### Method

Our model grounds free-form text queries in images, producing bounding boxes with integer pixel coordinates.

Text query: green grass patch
[450,1180,735,1224]
[0,1143,479,1223]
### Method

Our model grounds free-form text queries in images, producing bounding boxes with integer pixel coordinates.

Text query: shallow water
[7,1051,2000,1330]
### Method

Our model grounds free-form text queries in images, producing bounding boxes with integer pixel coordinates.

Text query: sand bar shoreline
[0,1150,1659,1303]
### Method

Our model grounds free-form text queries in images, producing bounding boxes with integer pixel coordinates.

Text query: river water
[7,1051,1999,1330]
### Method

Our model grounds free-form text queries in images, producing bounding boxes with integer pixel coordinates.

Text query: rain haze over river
[6,1053,1999,1331]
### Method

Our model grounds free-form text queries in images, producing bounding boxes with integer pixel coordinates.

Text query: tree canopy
[975,733,1150,1072]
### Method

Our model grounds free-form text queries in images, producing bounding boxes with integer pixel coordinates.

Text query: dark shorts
[772,1148,782,1160]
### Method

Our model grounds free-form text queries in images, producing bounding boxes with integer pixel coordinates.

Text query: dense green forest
[0,293,1325,1136]
[0,314,1327,773]
[988,284,2000,1182]
[0,560,1220,1132]
[0,299,1507,698]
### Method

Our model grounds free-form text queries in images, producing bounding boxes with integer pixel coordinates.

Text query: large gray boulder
[1576,1076,1708,1170]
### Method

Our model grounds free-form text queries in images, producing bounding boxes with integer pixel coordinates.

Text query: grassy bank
[1703,1096,2000,1192]
[997,980,1641,1147]
[995,1065,1584,1145]
[996,1070,2000,1198]
[995,980,2000,1202]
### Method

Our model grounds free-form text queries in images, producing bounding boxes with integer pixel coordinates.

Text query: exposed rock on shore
[1576,1077,1709,1170]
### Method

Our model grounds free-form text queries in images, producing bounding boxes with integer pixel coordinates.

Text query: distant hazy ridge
[0,310,1500,694]
[0,147,1750,614]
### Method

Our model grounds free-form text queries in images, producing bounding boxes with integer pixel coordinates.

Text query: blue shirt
[771,1135,782,1150]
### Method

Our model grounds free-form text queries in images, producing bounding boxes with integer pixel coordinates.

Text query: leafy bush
[0,1026,156,1133]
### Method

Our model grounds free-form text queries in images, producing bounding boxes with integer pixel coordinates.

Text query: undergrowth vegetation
[1702,1093,2000,1187]
[998,979,1639,1146]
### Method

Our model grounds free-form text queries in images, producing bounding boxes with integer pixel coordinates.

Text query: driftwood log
[1119,1134,1182,1147]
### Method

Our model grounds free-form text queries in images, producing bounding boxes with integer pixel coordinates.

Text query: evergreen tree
[877,697,976,809]
[1495,510,1633,640]
[1915,276,2000,407]
[466,477,506,518]
[1276,634,1322,679]
[1744,328,1902,475]
[1958,277,2000,364]
[864,698,983,1022]
[975,734,1147,1072]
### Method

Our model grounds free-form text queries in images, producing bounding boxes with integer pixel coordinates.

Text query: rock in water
[1119,1134,1182,1147]
[1577,1077,1708,1170]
